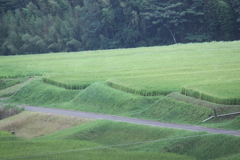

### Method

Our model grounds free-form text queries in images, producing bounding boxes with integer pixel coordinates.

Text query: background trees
[0,0,240,55]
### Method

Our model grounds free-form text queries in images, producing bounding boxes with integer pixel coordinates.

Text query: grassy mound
[60,82,160,116]
[0,111,93,139]
[5,80,240,127]
[36,120,240,160]
[136,96,213,124]
[7,79,79,106]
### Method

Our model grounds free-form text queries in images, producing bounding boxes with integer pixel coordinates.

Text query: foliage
[0,0,240,55]
[0,104,24,120]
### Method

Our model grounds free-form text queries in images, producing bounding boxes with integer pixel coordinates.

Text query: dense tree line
[0,0,240,55]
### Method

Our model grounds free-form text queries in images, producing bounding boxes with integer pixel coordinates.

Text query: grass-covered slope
[7,79,79,106]
[0,78,27,90]
[0,120,194,160]
[1,112,240,160]
[0,78,33,97]
[36,120,240,160]
[61,82,161,116]
[5,79,240,128]
[182,80,240,105]
[0,111,93,139]
[1,41,240,104]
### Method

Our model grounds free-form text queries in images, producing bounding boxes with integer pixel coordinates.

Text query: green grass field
[0,41,240,104]
[1,117,240,160]
[1,41,240,128]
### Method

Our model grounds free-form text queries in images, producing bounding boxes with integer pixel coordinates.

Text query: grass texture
[6,79,240,128]
[29,120,240,160]
[0,111,93,139]
[7,79,80,106]
[0,78,33,97]
[182,80,240,105]
[1,41,240,104]
[1,114,240,160]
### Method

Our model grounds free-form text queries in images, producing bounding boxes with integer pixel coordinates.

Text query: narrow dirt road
[20,105,240,136]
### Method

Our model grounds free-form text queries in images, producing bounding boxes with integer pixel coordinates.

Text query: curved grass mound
[37,120,240,160]
[0,111,93,139]
[137,96,213,124]
[182,80,240,105]
[62,82,160,116]
[7,79,79,106]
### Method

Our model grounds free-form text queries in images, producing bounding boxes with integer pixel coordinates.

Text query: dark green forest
[0,0,240,55]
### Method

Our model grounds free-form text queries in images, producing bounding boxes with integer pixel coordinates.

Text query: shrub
[0,105,24,120]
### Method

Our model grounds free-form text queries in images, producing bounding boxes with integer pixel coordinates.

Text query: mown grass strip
[0,78,34,97]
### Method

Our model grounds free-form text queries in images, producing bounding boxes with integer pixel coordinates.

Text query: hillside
[1,41,240,129]
[1,116,240,160]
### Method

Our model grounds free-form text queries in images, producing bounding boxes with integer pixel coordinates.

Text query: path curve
[20,105,240,136]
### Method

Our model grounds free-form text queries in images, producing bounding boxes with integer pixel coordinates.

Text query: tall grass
[0,78,27,90]
[1,41,240,104]
[182,80,240,105]
[0,78,34,97]
[7,79,80,106]
[0,104,24,120]
[36,120,240,160]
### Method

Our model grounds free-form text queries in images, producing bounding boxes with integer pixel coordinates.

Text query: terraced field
[1,41,240,104]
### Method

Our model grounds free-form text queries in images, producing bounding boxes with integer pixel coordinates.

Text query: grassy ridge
[0,78,27,90]
[6,79,240,128]
[7,79,80,106]
[182,80,240,105]
[1,113,240,160]
[1,41,240,103]
[36,120,240,160]
[61,82,160,116]
[0,111,93,139]
[0,78,32,97]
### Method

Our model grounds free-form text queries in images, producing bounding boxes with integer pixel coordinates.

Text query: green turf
[0,130,194,160]
[1,41,240,103]
[5,79,240,128]
[0,78,27,90]
[7,79,80,106]
[35,120,240,160]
